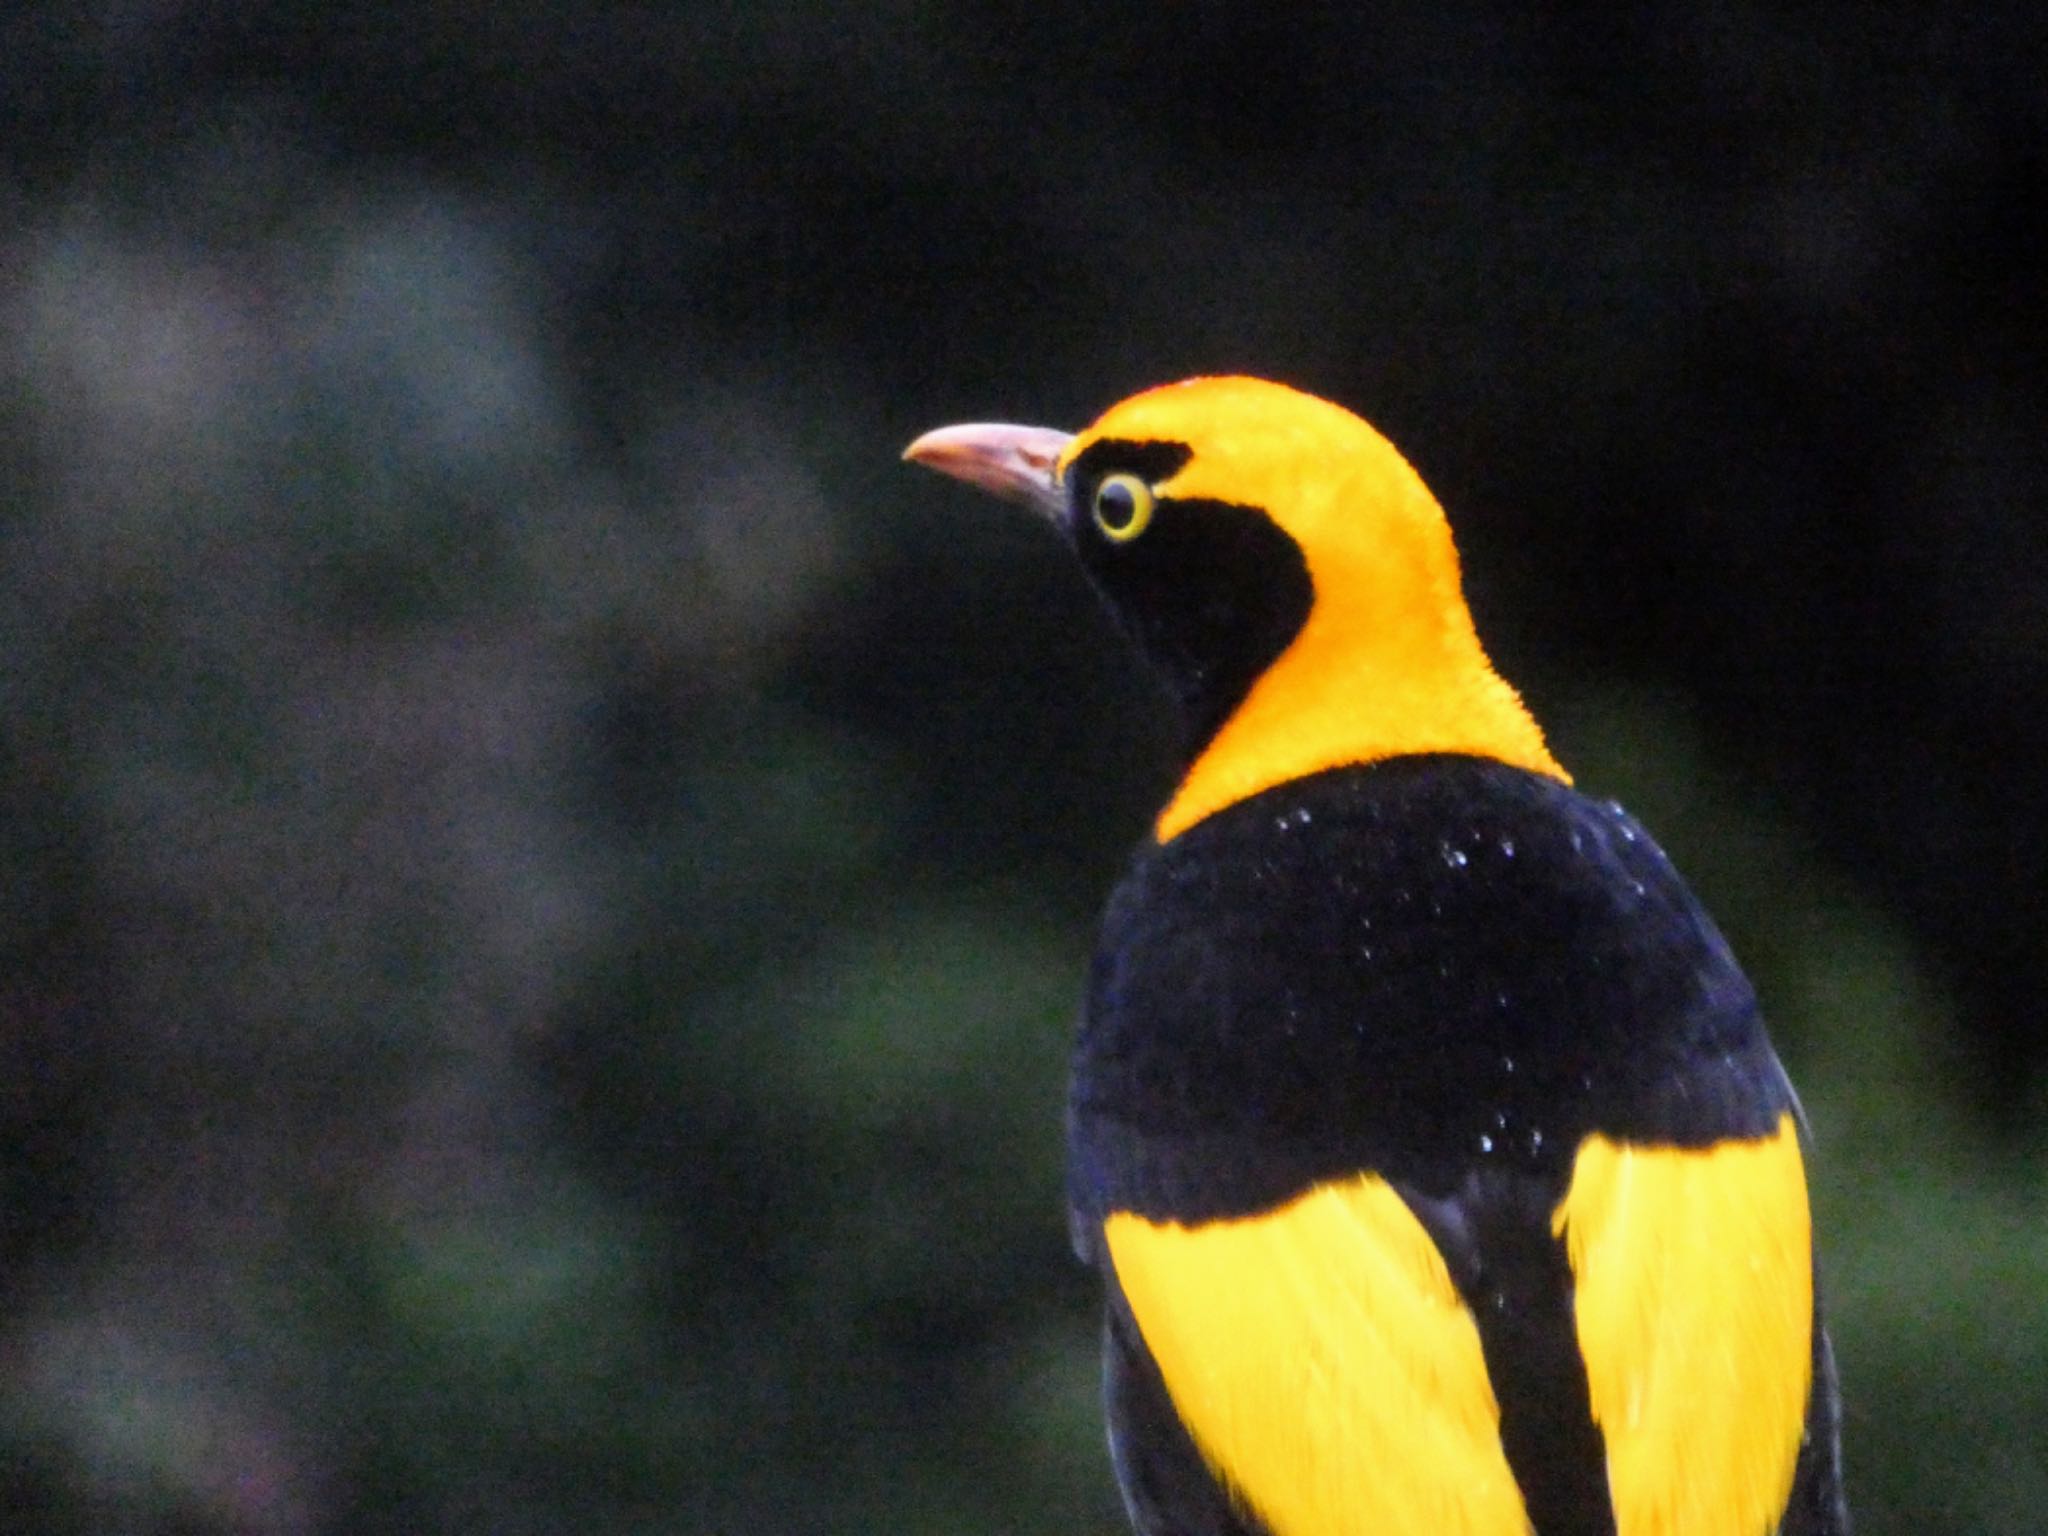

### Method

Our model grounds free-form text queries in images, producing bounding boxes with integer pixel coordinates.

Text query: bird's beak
[902,422,1075,523]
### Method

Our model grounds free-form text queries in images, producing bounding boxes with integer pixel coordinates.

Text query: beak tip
[900,432,954,469]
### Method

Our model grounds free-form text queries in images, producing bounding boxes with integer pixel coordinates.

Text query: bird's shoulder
[1069,753,1794,1224]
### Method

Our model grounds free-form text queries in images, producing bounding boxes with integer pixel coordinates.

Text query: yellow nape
[1061,377,1566,843]
[1553,1115,1813,1536]
[1105,1178,1532,1536]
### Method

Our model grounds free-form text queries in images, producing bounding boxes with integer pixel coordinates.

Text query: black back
[1068,756,1846,1536]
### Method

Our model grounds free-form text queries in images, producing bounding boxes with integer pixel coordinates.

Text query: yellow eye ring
[1091,472,1155,542]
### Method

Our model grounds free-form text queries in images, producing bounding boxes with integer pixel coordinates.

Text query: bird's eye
[1091,473,1155,542]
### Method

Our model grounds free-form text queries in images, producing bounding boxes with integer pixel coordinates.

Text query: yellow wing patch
[1553,1114,1813,1536]
[1104,1178,1532,1536]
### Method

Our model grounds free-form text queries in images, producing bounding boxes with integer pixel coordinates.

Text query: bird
[903,376,1847,1536]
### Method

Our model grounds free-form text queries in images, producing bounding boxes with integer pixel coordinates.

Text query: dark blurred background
[2,4,2044,1533]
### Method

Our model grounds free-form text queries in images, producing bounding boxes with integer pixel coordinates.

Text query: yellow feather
[1057,377,1566,842]
[1105,1178,1533,1536]
[1553,1115,1813,1536]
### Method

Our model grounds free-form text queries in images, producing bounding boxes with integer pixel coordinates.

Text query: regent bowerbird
[905,376,1847,1536]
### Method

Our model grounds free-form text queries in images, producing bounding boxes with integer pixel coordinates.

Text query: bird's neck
[1155,597,1567,843]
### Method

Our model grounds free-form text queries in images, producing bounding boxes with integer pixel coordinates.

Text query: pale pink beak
[902,422,1075,522]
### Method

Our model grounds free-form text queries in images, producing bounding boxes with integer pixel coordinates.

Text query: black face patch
[1063,438,1314,760]
[1065,438,1195,489]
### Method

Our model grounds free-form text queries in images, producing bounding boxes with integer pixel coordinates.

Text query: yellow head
[907,376,1565,840]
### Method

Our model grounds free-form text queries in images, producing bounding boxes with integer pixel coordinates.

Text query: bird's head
[906,376,1564,840]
